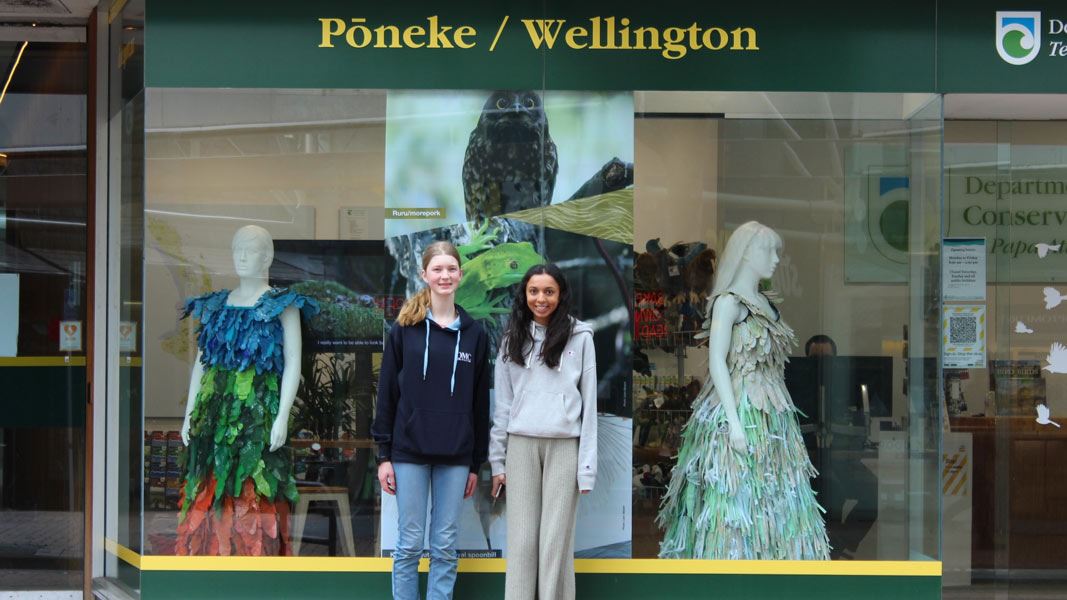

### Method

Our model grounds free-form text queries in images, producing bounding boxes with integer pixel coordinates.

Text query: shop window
[115,88,941,565]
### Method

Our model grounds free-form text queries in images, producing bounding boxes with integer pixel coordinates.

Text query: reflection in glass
[0,39,88,590]
[632,92,942,561]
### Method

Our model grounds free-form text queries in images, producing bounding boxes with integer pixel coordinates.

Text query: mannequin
[176,225,317,556]
[181,225,302,452]
[705,224,779,453]
[657,221,829,560]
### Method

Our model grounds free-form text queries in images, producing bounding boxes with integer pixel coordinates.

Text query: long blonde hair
[396,241,462,326]
[709,221,782,302]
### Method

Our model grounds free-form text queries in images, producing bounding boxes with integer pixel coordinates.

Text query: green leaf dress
[657,292,830,560]
[176,288,318,556]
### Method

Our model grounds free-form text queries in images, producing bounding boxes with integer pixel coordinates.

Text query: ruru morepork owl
[462,90,559,225]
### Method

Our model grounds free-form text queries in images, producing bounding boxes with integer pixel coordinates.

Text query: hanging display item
[633,239,715,350]
[657,221,830,560]
[175,225,319,556]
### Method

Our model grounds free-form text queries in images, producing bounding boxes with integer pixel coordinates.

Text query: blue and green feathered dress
[657,292,830,560]
[176,288,318,556]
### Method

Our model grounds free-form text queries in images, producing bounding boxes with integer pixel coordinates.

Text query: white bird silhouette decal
[1035,243,1062,258]
[1044,342,1067,374]
[1036,404,1061,428]
[1015,321,1034,334]
[1044,287,1065,310]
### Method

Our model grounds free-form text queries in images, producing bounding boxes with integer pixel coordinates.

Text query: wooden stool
[291,485,355,556]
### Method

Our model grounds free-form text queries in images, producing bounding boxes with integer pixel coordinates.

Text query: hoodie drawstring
[422,319,430,381]
[450,329,461,396]
[423,312,462,396]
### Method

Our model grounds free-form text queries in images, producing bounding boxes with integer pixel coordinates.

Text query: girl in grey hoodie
[489,263,597,600]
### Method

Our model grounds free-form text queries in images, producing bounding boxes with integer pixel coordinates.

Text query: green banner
[146,0,936,91]
[940,0,1067,92]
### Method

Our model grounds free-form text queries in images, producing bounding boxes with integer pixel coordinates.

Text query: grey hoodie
[489,318,598,491]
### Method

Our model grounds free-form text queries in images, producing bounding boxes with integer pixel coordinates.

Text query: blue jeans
[392,462,469,600]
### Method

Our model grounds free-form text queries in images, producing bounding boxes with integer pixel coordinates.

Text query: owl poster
[384,90,633,237]
[380,90,635,558]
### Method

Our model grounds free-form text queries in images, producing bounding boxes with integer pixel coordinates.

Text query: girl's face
[526,273,560,325]
[421,254,462,297]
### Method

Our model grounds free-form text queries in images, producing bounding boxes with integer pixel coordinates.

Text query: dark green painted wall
[0,366,85,427]
[939,0,1067,92]
[146,0,937,91]
[145,0,1067,93]
[141,571,940,599]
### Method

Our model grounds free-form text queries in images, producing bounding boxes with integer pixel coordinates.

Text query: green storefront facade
[89,1,1067,598]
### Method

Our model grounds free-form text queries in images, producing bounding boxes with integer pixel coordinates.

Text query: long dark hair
[503,263,573,369]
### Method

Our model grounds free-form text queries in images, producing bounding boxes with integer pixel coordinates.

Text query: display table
[292,485,356,557]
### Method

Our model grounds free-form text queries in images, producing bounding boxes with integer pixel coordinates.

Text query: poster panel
[379,89,634,558]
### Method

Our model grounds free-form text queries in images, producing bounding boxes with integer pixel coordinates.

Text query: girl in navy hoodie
[372,241,490,600]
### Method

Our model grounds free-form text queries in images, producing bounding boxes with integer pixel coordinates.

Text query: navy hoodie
[372,305,490,472]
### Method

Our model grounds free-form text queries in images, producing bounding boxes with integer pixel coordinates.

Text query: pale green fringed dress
[657,292,830,560]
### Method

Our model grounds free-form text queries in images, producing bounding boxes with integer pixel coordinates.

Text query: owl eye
[524,97,536,109]
[495,97,508,110]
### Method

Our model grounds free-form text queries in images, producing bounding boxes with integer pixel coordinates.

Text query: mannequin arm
[181,350,205,446]
[707,294,746,452]
[270,305,302,451]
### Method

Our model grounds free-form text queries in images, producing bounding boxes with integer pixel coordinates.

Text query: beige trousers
[504,434,580,600]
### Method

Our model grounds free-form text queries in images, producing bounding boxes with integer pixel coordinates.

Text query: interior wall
[144,96,947,425]
[143,89,387,419]
[635,116,922,421]
[634,118,718,250]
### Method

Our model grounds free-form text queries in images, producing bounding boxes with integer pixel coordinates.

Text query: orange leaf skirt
[175,474,292,556]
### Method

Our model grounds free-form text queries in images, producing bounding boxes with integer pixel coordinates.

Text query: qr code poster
[942,305,986,369]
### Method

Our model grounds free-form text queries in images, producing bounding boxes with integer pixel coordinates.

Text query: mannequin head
[743,233,781,279]
[231,225,274,279]
[710,221,783,297]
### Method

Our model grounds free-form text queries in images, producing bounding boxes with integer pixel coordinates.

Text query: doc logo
[996,11,1041,65]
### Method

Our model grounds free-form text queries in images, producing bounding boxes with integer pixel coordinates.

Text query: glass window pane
[119,86,943,568]
[631,92,942,561]
[0,40,88,590]
[944,108,1067,595]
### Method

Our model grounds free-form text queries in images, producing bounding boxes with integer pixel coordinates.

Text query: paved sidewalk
[0,509,82,591]
[0,510,82,560]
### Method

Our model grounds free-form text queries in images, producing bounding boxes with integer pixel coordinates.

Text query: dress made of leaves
[657,292,830,560]
[177,288,318,556]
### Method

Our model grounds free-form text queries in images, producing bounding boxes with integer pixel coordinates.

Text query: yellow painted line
[942,453,958,476]
[942,454,962,492]
[944,455,968,495]
[103,541,940,577]
[141,556,397,572]
[104,538,141,569]
[951,472,969,496]
[574,559,941,577]
[0,356,86,367]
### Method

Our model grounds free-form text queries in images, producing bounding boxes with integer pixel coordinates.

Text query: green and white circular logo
[996,11,1041,65]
